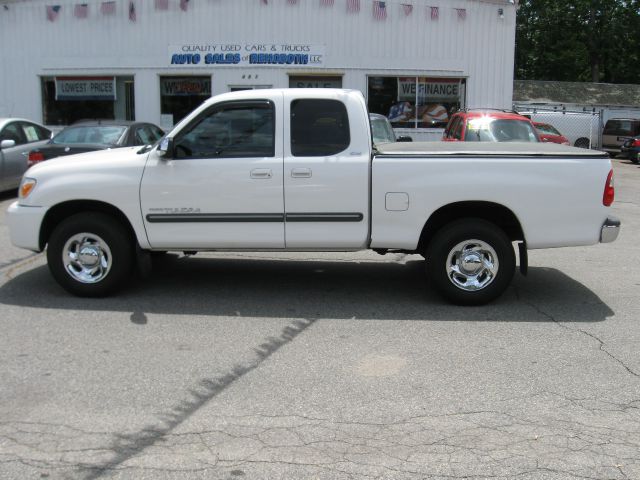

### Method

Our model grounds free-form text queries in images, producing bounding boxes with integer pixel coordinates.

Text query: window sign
[289,76,342,88]
[161,77,211,96]
[55,76,116,101]
[168,43,325,67]
[368,76,465,129]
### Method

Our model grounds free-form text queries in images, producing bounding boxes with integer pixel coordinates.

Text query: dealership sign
[168,43,325,67]
[55,76,116,101]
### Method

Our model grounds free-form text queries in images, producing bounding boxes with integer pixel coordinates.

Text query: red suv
[443,110,541,143]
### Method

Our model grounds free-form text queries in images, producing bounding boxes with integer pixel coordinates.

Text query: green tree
[515,0,640,83]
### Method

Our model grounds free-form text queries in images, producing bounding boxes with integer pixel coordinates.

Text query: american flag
[46,4,61,21]
[100,1,116,15]
[456,8,466,20]
[401,3,412,16]
[429,6,438,20]
[372,1,386,20]
[347,0,359,13]
[155,0,169,10]
[180,0,189,11]
[320,0,334,6]
[128,0,136,21]
[73,3,88,18]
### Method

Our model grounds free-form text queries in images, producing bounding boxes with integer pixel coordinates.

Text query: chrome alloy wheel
[61,233,113,284]
[446,239,499,291]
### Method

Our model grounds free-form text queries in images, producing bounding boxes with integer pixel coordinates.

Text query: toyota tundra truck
[6,89,620,305]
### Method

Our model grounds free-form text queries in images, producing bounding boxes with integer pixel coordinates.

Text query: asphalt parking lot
[0,158,639,480]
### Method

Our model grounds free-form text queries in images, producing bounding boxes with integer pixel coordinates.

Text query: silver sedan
[0,118,51,192]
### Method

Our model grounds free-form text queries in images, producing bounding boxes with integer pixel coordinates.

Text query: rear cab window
[290,99,350,156]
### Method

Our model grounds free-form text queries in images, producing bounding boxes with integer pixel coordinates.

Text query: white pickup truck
[7,89,620,305]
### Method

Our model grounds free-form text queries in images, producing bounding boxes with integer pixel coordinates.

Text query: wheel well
[417,201,524,254]
[39,200,136,250]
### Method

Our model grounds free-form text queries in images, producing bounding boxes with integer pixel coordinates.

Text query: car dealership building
[0,0,517,139]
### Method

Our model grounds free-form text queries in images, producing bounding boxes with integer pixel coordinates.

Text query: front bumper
[6,201,47,252]
[600,216,621,243]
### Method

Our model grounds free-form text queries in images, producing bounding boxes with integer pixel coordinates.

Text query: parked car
[443,110,540,143]
[369,113,412,145]
[27,121,165,166]
[534,122,570,145]
[602,118,640,155]
[621,136,640,163]
[0,118,52,192]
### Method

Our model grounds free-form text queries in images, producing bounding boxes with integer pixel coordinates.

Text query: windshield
[464,118,539,142]
[52,126,127,145]
[370,116,397,144]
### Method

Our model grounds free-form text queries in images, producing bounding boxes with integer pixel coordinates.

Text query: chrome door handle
[250,168,272,179]
[291,168,312,178]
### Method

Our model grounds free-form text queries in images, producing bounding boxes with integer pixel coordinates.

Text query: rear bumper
[6,201,46,252]
[600,216,621,243]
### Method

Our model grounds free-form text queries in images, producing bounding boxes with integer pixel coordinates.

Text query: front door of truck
[283,92,370,249]
[140,95,285,249]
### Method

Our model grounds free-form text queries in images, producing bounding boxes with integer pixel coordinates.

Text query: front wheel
[47,213,134,297]
[426,219,515,305]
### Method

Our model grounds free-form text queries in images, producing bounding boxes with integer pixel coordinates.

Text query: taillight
[632,139,640,147]
[27,151,45,167]
[603,169,615,206]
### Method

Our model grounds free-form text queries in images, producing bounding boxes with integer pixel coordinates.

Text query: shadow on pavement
[0,254,613,322]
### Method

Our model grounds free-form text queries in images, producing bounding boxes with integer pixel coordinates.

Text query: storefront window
[41,76,134,125]
[160,76,211,128]
[368,76,465,129]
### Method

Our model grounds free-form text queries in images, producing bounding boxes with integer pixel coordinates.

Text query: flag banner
[456,7,466,20]
[401,3,412,16]
[373,1,386,20]
[129,0,136,21]
[73,3,88,18]
[347,0,359,13]
[155,0,169,10]
[100,1,116,15]
[180,0,189,11]
[429,5,438,20]
[320,0,334,5]
[46,4,61,21]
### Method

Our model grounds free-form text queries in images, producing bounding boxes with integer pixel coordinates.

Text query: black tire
[46,212,134,297]
[574,138,590,149]
[425,219,515,305]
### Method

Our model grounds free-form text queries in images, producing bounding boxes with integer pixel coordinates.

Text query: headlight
[19,178,37,199]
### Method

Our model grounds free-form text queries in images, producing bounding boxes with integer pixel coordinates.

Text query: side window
[174,101,275,159]
[134,126,153,145]
[290,99,350,156]
[446,117,460,139]
[150,126,165,142]
[20,122,51,142]
[0,122,27,145]
[453,117,464,140]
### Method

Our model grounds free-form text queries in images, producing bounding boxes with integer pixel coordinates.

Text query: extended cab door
[283,90,370,249]
[140,93,285,249]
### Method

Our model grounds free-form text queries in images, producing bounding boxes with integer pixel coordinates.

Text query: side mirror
[156,137,174,158]
[397,135,413,142]
[1,139,16,149]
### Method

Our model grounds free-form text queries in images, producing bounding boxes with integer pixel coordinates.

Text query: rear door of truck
[282,90,371,249]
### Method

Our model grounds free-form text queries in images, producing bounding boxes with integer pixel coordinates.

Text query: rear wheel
[426,219,515,305]
[574,138,590,149]
[47,213,134,297]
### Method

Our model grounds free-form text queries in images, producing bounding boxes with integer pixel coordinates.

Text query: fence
[513,105,602,149]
